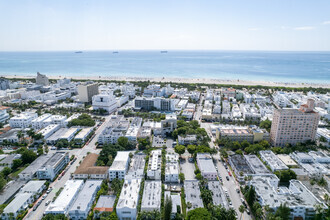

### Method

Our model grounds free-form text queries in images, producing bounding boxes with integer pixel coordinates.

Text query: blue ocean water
[0,50,329,84]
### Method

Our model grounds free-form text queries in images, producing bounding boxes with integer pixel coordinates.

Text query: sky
[0,0,330,51]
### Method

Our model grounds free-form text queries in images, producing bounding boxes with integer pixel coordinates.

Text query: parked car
[226,176,229,181]
[236,188,240,193]
[45,200,51,206]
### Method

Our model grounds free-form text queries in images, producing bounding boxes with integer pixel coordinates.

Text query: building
[74,127,94,143]
[45,180,84,215]
[208,181,228,209]
[36,152,69,181]
[0,106,10,123]
[165,150,179,183]
[270,99,320,146]
[277,154,297,167]
[9,112,38,128]
[94,195,116,216]
[228,154,254,182]
[134,97,175,111]
[0,154,21,168]
[37,124,60,140]
[164,191,181,218]
[244,154,271,174]
[161,114,177,136]
[2,193,34,219]
[126,153,146,180]
[259,150,289,172]
[78,82,99,103]
[98,115,129,145]
[92,91,118,114]
[141,181,162,212]
[108,151,131,181]
[36,72,49,86]
[68,180,102,219]
[125,117,142,142]
[116,178,141,220]
[316,128,330,147]
[19,153,53,180]
[20,180,46,194]
[73,153,109,180]
[0,77,10,90]
[249,175,326,220]
[196,153,217,181]
[184,180,204,212]
[147,150,162,180]
[178,135,197,145]
[216,125,269,143]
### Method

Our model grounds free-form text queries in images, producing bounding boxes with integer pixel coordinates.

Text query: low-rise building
[9,112,38,128]
[45,180,84,215]
[68,180,102,219]
[228,154,253,182]
[126,153,146,180]
[196,153,217,181]
[208,181,228,209]
[19,153,53,180]
[249,175,326,220]
[244,154,270,174]
[73,153,109,180]
[277,154,297,167]
[165,151,179,183]
[109,151,131,181]
[0,106,10,123]
[38,124,61,140]
[20,180,46,195]
[184,180,204,212]
[0,153,21,168]
[94,195,116,216]
[116,178,141,220]
[36,152,70,181]
[74,127,94,143]
[92,92,118,114]
[147,150,162,180]
[141,181,162,212]
[2,193,34,219]
[259,150,288,172]
[164,191,181,218]
[178,135,197,145]
[31,113,52,130]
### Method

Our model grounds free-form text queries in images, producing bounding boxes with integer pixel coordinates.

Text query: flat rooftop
[208,181,228,208]
[244,154,270,174]
[117,178,141,210]
[141,181,162,210]
[46,180,84,213]
[20,180,46,193]
[196,153,217,174]
[94,195,116,212]
[69,180,102,213]
[228,154,253,174]
[20,153,53,176]
[260,150,288,171]
[184,180,204,211]
[277,154,297,166]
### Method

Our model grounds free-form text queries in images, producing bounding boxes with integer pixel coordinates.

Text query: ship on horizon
[160,50,168,53]
[75,51,83,53]
[113,51,119,54]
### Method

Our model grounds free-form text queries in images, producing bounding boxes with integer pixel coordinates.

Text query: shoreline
[3,74,330,88]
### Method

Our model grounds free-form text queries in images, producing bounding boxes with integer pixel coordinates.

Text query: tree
[16,130,24,142]
[117,137,129,150]
[239,205,245,220]
[164,197,172,220]
[274,203,290,220]
[241,140,250,149]
[179,173,185,183]
[12,159,22,169]
[0,175,6,191]
[138,210,161,220]
[244,186,256,206]
[274,169,296,183]
[21,149,37,164]
[260,119,272,131]
[187,207,211,220]
[111,178,123,195]
[1,167,12,176]
[200,189,213,207]
[187,145,196,157]
[174,145,185,158]
[138,138,150,150]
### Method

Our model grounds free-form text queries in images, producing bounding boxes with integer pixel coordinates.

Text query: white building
[125,117,142,142]
[109,151,131,181]
[141,181,162,212]
[196,153,217,181]
[2,193,34,219]
[165,151,179,183]
[68,180,102,219]
[36,152,70,181]
[116,178,141,220]
[9,112,38,128]
[31,113,53,130]
[0,106,9,123]
[259,150,289,172]
[92,91,118,114]
[45,180,84,215]
[147,150,162,180]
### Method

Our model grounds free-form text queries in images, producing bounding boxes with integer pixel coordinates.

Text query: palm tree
[16,130,24,142]
[239,205,245,220]
[324,193,329,205]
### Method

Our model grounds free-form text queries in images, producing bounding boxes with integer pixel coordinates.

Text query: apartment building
[270,99,320,147]
[9,112,38,128]
[196,153,217,181]
[108,151,131,181]
[36,152,70,181]
[141,181,162,212]
[92,91,118,114]
[147,150,162,180]
[78,82,99,103]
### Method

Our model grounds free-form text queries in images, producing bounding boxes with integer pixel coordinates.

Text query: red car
[228,172,232,176]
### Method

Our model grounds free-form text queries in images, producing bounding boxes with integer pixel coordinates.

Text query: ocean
[0,50,329,84]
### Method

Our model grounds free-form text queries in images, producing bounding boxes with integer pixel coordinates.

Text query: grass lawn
[10,164,28,178]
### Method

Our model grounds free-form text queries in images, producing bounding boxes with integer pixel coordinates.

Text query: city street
[24,114,113,220]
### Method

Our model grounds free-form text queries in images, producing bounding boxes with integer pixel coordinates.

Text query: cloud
[294,26,315,31]
[323,21,330,25]
[248,28,260,31]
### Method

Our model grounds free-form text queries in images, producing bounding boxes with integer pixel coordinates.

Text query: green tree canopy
[187,207,211,220]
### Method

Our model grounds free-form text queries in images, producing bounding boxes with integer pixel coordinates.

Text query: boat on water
[160,51,168,53]
[113,51,119,54]
[75,51,83,53]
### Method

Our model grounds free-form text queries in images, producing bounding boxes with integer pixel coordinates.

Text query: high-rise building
[270,99,320,147]
[36,72,49,86]
[77,82,99,103]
